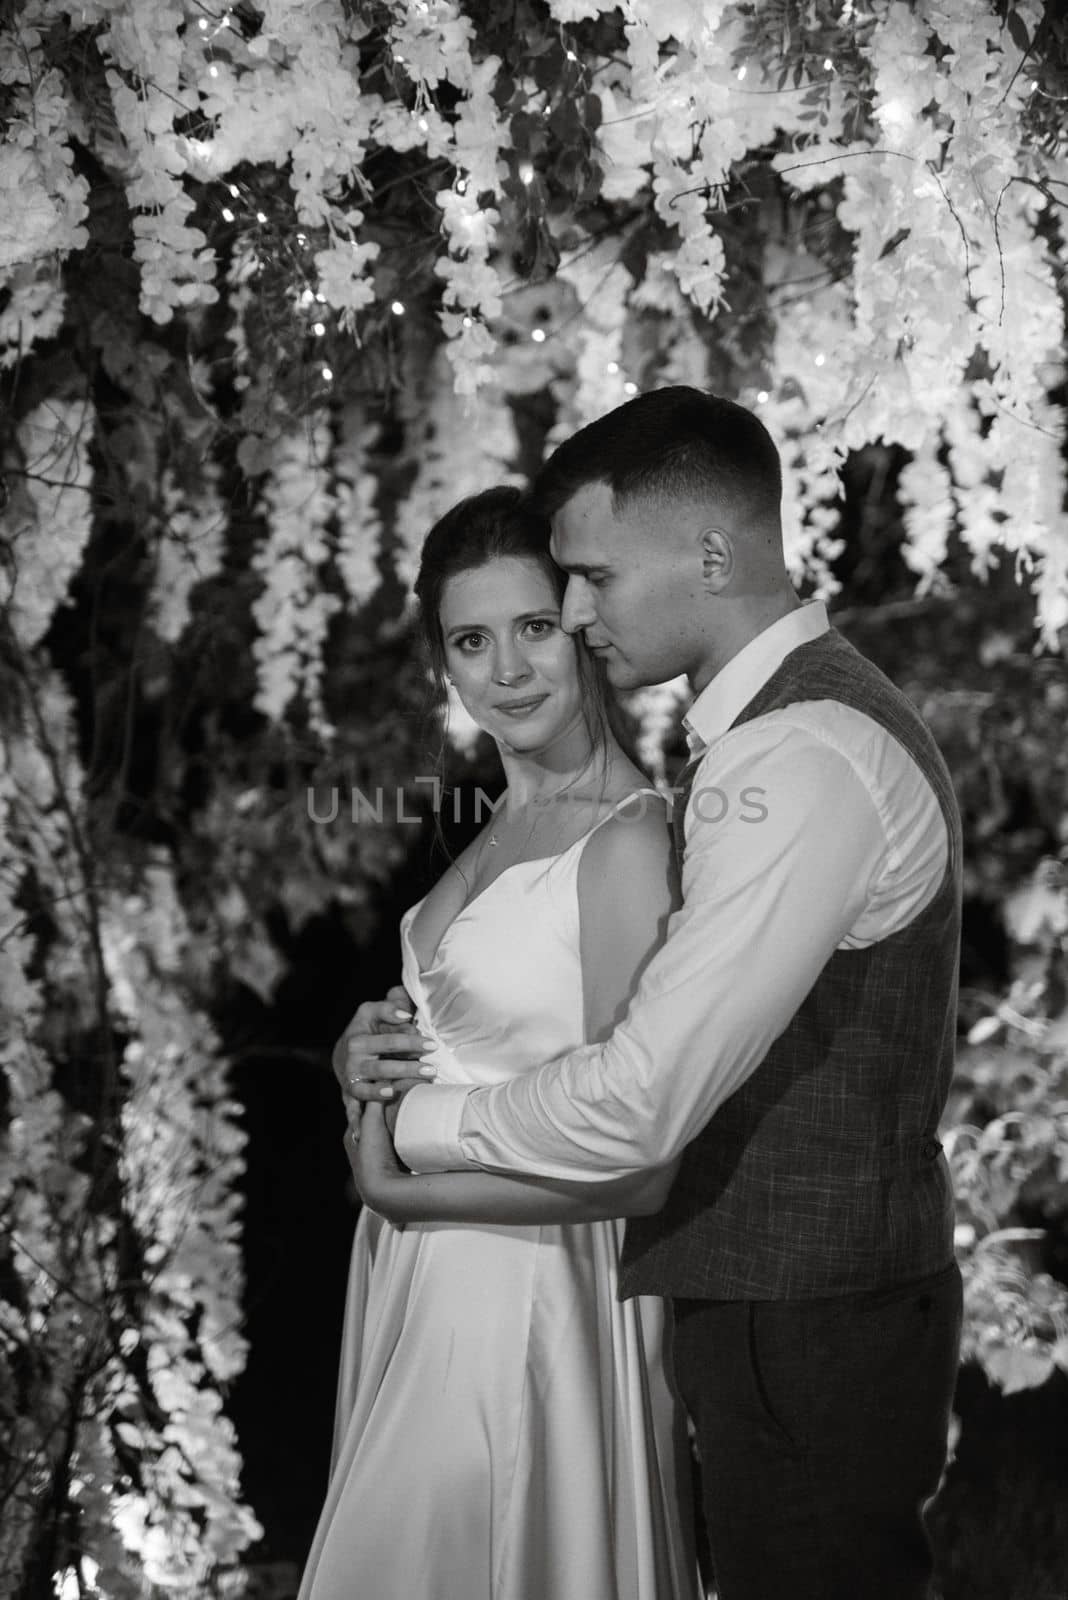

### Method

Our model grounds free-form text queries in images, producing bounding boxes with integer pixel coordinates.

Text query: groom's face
[550,482,698,689]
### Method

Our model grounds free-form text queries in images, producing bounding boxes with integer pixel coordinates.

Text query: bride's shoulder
[577,790,679,926]
[601,767,670,822]
[583,786,673,867]
[570,781,667,831]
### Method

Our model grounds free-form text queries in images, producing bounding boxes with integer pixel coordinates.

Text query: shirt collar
[683,600,829,753]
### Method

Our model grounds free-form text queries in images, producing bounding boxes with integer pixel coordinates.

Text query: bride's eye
[523,618,555,638]
[454,632,486,653]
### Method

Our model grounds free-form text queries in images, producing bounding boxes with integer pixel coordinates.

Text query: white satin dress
[299,807,699,1600]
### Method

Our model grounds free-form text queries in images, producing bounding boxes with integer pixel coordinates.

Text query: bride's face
[439,557,585,752]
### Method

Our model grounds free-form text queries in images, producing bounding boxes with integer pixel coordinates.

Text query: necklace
[484,771,593,851]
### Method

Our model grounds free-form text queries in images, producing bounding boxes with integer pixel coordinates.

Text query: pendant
[488,834,499,848]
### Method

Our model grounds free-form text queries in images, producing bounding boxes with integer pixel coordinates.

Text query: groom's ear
[699,527,733,593]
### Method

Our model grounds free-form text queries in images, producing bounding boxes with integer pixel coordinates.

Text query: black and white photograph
[2,2,1067,1597]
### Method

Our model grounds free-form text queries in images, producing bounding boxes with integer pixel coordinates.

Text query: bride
[298,486,698,1600]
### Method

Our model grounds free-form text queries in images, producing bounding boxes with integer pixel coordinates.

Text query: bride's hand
[333,988,437,1109]
[345,1104,411,1222]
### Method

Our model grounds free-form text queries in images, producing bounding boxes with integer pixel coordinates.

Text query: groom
[339,387,963,1600]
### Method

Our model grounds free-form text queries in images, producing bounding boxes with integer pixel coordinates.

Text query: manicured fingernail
[392,1008,413,1020]
[380,1086,395,1099]
[419,1066,437,1078]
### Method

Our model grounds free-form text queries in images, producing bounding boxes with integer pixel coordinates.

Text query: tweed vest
[619,628,962,1301]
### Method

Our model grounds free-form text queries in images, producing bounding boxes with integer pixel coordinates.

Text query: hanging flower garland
[0,678,259,1596]
[6,0,1063,634]
[251,413,340,732]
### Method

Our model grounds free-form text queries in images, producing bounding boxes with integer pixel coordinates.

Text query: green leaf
[579,164,604,206]
[548,99,581,143]
[510,110,537,153]
[532,42,565,92]
[878,228,911,260]
[554,148,586,190]
[1006,9,1031,55]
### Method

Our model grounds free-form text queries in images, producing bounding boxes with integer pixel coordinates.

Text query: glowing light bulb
[737,65,747,81]
[456,178,468,194]
[531,328,547,343]
[606,361,620,375]
[394,51,405,63]
[297,232,307,246]
[418,117,429,132]
[623,381,638,395]
[321,366,333,381]
[221,207,234,222]
[462,316,473,328]
[391,301,406,316]
[315,292,326,303]
[198,17,209,29]
[756,390,769,403]
[566,49,577,62]
[299,288,316,307]
[313,321,326,336]
[519,161,535,185]
[814,353,826,367]
[256,211,267,223]
[228,183,240,197]
[823,57,834,71]
[208,64,219,76]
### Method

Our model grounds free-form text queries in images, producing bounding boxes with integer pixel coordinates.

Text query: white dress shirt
[395,602,949,1181]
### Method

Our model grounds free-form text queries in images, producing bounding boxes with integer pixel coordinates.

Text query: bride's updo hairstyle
[414,485,619,752]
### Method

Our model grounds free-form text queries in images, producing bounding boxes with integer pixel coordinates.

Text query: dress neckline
[402,788,661,981]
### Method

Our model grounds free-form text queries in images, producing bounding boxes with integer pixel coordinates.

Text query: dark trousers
[671,1261,962,1600]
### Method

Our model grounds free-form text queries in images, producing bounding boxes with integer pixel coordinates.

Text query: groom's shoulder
[748,628,938,743]
[793,626,902,695]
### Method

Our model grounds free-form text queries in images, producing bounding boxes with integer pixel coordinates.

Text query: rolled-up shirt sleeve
[396,720,901,1180]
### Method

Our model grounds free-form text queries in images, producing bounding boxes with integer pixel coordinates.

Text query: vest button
[922,1137,942,1160]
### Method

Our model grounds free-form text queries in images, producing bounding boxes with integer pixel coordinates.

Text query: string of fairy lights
[188,10,1052,410]
[188,4,663,400]
[209,145,653,399]
[191,2,942,408]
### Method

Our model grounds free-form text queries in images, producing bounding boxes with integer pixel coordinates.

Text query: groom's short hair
[533,386,782,529]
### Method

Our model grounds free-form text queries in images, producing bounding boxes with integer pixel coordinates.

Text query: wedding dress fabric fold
[299,814,697,1600]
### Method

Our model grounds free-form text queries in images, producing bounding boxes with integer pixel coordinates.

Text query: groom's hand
[332,986,436,1112]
